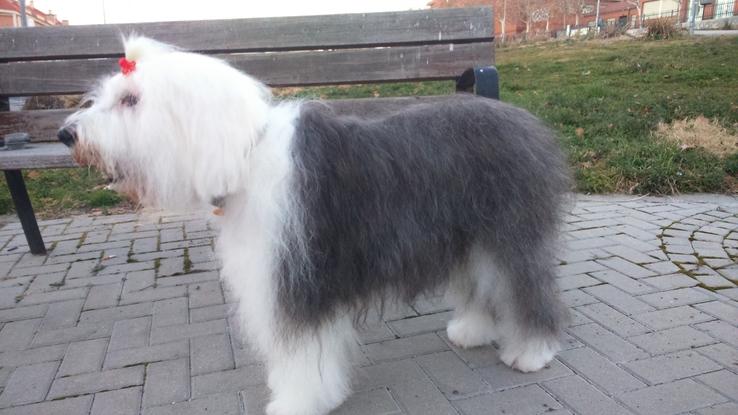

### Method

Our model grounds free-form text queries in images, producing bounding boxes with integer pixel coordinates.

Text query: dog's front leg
[265,316,356,415]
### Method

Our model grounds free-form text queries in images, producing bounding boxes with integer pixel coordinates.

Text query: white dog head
[59,36,271,209]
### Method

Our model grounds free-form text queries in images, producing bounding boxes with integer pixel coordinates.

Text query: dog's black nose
[57,127,77,147]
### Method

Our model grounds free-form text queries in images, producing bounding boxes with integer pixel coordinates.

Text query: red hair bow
[119,58,136,76]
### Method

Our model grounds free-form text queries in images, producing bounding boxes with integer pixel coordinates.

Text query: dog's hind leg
[445,249,500,349]
[489,240,567,373]
[265,316,356,415]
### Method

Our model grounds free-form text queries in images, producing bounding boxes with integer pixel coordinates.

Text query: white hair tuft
[123,36,175,62]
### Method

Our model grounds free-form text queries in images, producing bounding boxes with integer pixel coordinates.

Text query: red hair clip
[119,57,136,76]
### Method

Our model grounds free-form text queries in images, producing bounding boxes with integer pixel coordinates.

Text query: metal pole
[9,3,46,255]
[19,0,28,27]
[689,0,696,34]
[4,171,47,255]
[595,0,601,33]
[501,0,507,42]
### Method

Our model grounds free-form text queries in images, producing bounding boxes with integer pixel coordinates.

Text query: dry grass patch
[645,17,679,40]
[656,116,738,157]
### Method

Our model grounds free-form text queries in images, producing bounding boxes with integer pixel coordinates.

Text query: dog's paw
[499,338,559,373]
[266,394,343,415]
[266,399,318,415]
[265,400,286,415]
[446,314,497,349]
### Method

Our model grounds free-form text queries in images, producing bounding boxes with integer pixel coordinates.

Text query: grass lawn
[295,36,738,194]
[2,36,737,217]
[496,36,738,194]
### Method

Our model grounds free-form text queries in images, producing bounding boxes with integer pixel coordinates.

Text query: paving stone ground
[0,194,736,415]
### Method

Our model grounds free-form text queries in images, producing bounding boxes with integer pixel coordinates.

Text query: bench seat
[0,143,76,170]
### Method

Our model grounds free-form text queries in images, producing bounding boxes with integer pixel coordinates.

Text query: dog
[59,37,571,415]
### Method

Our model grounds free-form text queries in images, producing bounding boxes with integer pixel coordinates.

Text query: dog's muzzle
[57,127,77,147]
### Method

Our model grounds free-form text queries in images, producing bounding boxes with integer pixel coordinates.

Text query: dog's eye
[80,99,94,109]
[120,94,139,107]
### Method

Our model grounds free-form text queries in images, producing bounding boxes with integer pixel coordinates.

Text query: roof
[0,0,66,26]
[584,0,639,16]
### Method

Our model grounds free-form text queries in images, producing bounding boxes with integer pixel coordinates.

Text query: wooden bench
[0,6,497,255]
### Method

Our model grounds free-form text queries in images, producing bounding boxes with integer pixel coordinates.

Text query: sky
[33,0,431,25]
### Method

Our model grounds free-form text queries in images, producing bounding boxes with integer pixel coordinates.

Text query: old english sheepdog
[59,37,571,415]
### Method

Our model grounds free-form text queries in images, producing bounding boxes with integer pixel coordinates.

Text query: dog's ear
[123,36,176,63]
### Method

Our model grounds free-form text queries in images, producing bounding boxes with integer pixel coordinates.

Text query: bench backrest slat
[0,7,493,98]
[1,43,492,96]
[0,94,463,141]
[0,109,67,140]
[0,8,492,62]
[1,7,495,144]
[0,95,455,170]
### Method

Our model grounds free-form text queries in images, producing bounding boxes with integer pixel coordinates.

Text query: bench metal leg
[456,66,500,100]
[4,170,46,255]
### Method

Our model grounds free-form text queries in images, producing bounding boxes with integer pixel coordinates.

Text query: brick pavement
[0,195,736,414]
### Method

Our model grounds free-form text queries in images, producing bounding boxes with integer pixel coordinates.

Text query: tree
[570,0,590,26]
[624,0,643,27]
[554,0,575,28]
[531,3,553,32]
[497,0,510,41]
[427,0,494,8]
[517,0,540,33]
[427,0,512,41]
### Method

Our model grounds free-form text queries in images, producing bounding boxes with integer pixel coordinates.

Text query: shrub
[725,153,738,176]
[23,95,80,110]
[601,24,627,39]
[646,17,678,40]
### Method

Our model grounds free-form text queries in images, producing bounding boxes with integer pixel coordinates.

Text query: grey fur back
[278,95,571,333]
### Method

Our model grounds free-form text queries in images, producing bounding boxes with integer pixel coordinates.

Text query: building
[642,0,682,21]
[637,0,738,26]
[567,0,738,30]
[581,1,640,28]
[0,0,67,28]
[429,0,738,39]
